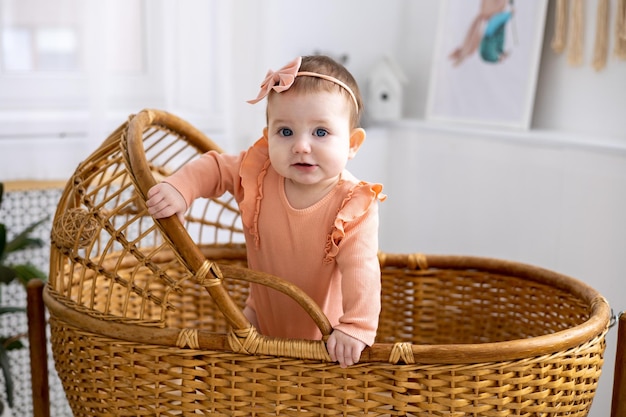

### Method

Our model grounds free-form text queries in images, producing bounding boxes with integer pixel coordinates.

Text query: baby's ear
[348,128,366,159]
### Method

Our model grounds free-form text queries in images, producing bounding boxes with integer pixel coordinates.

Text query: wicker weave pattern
[45,109,611,416]
[377,265,590,345]
[48,315,605,417]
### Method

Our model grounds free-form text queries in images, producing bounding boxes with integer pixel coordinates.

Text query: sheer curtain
[0,0,228,181]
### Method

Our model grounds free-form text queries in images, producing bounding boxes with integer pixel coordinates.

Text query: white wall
[533,0,626,138]
[228,0,423,149]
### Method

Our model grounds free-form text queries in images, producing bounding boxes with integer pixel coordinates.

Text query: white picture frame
[426,0,548,129]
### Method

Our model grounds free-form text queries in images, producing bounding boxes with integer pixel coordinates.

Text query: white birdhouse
[365,56,407,123]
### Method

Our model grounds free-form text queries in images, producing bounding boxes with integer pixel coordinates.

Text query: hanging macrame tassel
[567,0,585,66]
[615,0,626,59]
[551,0,568,53]
[592,0,610,70]
[618,0,626,40]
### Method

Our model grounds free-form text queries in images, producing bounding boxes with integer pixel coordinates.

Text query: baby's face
[265,89,356,191]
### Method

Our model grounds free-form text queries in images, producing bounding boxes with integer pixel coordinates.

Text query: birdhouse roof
[368,56,408,85]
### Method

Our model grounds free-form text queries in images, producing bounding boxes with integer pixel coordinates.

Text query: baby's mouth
[292,162,318,172]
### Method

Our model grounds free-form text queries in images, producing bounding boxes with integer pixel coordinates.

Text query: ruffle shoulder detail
[324,174,386,263]
[238,137,271,249]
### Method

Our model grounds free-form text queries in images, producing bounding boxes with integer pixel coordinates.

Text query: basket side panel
[49,316,606,417]
[377,267,591,345]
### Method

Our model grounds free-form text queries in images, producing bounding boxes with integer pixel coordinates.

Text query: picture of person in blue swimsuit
[449,0,515,66]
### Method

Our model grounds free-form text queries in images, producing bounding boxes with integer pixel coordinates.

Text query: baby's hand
[146,183,187,223]
[326,329,366,368]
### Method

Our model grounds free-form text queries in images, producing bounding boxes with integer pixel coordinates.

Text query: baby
[147,55,384,367]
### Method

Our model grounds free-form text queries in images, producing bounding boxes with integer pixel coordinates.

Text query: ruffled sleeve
[324,176,386,263]
[238,137,272,249]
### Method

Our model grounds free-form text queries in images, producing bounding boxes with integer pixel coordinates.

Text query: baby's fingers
[146,195,166,216]
[146,187,164,209]
[150,205,175,219]
[340,345,358,368]
[327,330,366,368]
[326,336,352,368]
[326,336,338,362]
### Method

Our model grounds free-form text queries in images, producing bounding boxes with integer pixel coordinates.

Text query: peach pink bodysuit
[165,137,384,346]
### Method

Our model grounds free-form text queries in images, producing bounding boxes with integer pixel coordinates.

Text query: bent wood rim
[44,252,611,365]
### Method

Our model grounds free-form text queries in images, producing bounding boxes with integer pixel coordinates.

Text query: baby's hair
[271,55,363,129]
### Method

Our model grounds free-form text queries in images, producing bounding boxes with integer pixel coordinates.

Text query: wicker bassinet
[45,109,611,417]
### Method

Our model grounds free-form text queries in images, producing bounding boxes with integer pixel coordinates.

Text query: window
[0,0,155,114]
[0,0,228,180]
[2,26,78,72]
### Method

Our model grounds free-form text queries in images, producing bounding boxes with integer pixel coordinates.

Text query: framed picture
[426,0,548,129]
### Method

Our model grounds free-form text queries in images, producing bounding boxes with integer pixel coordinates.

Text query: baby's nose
[292,135,312,153]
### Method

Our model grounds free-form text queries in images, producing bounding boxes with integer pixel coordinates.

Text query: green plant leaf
[3,218,47,256]
[5,236,45,255]
[0,344,14,408]
[0,338,23,351]
[0,224,6,261]
[11,263,47,285]
[0,265,16,285]
[0,306,25,315]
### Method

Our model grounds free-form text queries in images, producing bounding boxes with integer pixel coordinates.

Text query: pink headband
[247,56,359,112]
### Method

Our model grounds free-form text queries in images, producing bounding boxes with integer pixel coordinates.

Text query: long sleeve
[164,151,246,208]
[333,200,382,346]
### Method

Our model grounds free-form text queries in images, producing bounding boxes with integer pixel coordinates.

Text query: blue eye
[280,128,293,137]
[314,128,328,137]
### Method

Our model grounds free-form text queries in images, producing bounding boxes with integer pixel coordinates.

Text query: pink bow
[247,56,302,104]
